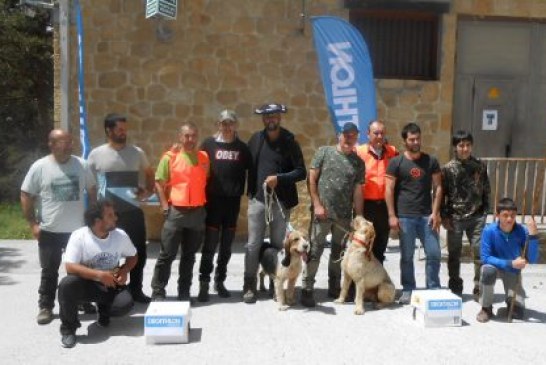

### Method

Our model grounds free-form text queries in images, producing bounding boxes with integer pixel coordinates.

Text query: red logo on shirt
[410,168,422,179]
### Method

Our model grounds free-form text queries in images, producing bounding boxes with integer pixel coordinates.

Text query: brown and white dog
[259,230,310,311]
[335,216,396,315]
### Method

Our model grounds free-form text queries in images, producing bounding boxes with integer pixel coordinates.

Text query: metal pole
[59,0,70,132]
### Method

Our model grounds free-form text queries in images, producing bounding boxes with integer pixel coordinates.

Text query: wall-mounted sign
[146,0,177,20]
[487,87,501,100]
[482,109,498,130]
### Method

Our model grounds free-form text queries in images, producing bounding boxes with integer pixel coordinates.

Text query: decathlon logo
[427,300,461,311]
[146,316,184,327]
[327,42,359,127]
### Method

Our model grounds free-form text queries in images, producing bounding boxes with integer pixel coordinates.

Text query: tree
[0,0,53,201]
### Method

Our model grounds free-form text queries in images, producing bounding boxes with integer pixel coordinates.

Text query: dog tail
[260,246,278,276]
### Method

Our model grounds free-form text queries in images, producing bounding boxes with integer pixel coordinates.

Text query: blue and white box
[411,290,462,327]
[145,302,191,344]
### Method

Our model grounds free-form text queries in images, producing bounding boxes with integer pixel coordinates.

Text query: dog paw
[278,305,289,311]
[354,307,365,315]
[334,298,345,304]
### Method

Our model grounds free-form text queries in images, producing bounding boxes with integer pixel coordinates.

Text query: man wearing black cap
[243,103,306,304]
[301,122,365,307]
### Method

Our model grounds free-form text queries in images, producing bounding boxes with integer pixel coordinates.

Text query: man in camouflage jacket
[441,130,490,298]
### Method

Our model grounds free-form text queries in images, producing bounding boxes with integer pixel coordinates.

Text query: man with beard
[21,129,96,325]
[58,200,138,348]
[151,122,210,302]
[88,113,155,303]
[243,103,306,304]
[385,122,443,305]
[301,122,365,307]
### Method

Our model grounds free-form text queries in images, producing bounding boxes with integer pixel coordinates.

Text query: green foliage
[0,202,32,239]
[0,0,53,202]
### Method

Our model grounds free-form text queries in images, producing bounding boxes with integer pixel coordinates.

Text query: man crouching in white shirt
[58,200,138,348]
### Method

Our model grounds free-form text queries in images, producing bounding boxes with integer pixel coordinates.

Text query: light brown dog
[260,230,310,311]
[335,216,396,315]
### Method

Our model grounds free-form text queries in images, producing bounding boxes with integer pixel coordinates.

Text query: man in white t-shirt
[20,129,96,325]
[58,200,137,348]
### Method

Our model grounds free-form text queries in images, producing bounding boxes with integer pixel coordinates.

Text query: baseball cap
[254,103,287,115]
[218,109,237,123]
[341,122,359,134]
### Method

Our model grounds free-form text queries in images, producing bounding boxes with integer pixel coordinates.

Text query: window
[349,9,441,80]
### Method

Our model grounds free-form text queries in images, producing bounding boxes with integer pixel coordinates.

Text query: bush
[0,202,32,239]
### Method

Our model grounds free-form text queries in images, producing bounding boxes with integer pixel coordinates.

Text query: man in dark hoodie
[243,103,306,303]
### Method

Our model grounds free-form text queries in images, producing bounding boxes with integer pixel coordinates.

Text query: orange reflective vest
[164,150,209,207]
[356,143,398,200]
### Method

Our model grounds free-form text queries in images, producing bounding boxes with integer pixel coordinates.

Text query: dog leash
[263,182,286,226]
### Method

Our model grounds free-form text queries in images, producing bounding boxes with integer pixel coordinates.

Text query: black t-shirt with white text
[201,137,251,198]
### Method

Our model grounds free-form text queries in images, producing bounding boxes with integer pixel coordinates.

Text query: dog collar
[350,233,373,261]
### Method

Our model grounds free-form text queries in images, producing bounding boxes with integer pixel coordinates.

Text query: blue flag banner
[311,16,377,143]
[75,0,91,159]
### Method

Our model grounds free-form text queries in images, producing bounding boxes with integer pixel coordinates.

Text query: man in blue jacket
[476,197,539,322]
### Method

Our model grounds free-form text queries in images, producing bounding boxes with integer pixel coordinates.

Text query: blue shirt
[481,221,539,273]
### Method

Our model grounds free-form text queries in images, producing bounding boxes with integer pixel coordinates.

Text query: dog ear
[281,235,291,267]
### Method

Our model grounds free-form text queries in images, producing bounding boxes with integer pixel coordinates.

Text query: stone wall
[54,0,546,237]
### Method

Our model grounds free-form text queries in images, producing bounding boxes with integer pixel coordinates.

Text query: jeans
[302,217,351,290]
[446,214,486,292]
[479,264,525,308]
[398,216,441,291]
[58,275,133,334]
[199,196,241,283]
[116,209,147,294]
[151,206,205,297]
[363,200,390,264]
[244,198,290,278]
[38,230,71,310]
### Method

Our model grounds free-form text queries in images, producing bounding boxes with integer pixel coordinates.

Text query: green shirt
[311,146,365,220]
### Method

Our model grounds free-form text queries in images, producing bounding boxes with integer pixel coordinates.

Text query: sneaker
[61,333,77,348]
[131,291,152,304]
[476,306,493,323]
[242,289,257,304]
[215,282,231,298]
[37,308,53,325]
[78,302,97,314]
[398,291,412,305]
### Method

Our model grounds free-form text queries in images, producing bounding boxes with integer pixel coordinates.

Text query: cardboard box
[411,290,462,327]
[145,302,191,344]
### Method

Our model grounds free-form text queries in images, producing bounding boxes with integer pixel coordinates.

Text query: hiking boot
[97,314,110,328]
[214,281,231,298]
[78,302,97,314]
[61,333,77,348]
[511,305,525,320]
[398,291,412,305]
[131,291,152,304]
[300,289,316,308]
[197,281,210,302]
[476,306,493,323]
[242,277,257,304]
[37,308,53,325]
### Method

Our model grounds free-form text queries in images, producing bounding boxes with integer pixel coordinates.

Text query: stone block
[116,86,137,103]
[152,102,174,117]
[98,71,127,88]
[129,102,151,119]
[181,72,207,89]
[176,105,191,119]
[233,17,256,34]
[147,84,167,102]
[216,90,238,104]
[420,83,440,103]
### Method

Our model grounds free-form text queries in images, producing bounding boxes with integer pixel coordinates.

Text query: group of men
[21,104,539,347]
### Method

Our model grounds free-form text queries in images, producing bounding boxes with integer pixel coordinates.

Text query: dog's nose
[302,243,309,250]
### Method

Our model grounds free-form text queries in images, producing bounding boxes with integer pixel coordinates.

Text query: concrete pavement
[1,237,545,365]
